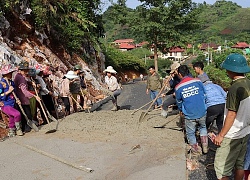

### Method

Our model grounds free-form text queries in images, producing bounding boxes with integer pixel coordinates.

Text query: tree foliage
[102,44,146,73]
[103,1,250,49]
[128,0,200,72]
[1,0,104,52]
[124,48,151,59]
[195,49,248,90]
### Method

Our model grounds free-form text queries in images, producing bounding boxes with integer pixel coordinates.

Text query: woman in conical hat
[0,65,23,137]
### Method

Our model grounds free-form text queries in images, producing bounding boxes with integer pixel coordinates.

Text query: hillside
[103,1,250,44]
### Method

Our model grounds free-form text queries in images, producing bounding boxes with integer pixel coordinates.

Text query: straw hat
[65,71,78,79]
[103,66,117,74]
[18,61,30,70]
[170,62,180,74]
[0,64,17,75]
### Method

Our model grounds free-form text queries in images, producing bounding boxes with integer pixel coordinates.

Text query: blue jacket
[0,78,15,107]
[175,76,207,119]
[203,81,226,107]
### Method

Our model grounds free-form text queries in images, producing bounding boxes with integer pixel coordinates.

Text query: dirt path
[0,81,187,180]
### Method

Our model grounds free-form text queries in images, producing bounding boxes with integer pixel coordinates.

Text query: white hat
[65,71,78,79]
[103,66,117,74]
[170,62,180,73]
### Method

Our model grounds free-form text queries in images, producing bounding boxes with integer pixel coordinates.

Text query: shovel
[5,78,39,132]
[31,78,57,134]
[139,95,162,122]
[80,88,90,113]
[131,100,153,115]
[69,94,84,111]
[40,99,59,130]
[139,76,172,122]
[37,98,57,134]
[139,84,171,123]
[153,114,179,128]
[38,98,57,134]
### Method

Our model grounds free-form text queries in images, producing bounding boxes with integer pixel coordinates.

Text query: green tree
[124,48,151,59]
[102,44,146,73]
[2,0,104,53]
[129,0,200,72]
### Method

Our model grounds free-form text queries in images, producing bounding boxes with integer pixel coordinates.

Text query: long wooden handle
[69,94,84,110]
[145,76,172,112]
[131,100,154,115]
[80,88,90,113]
[4,78,39,131]
[31,79,51,126]
[4,78,29,120]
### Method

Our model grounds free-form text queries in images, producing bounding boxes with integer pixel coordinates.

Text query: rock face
[0,13,108,105]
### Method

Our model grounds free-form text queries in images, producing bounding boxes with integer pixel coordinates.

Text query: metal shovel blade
[27,120,39,132]
[153,115,179,129]
[154,124,167,128]
[48,114,57,122]
[45,129,57,134]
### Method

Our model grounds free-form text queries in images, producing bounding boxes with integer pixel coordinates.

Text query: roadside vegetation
[1,0,250,86]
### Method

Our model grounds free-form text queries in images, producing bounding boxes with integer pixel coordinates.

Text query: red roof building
[169,46,185,52]
[158,46,187,62]
[119,43,135,51]
[113,39,134,45]
[231,42,249,49]
[199,43,219,50]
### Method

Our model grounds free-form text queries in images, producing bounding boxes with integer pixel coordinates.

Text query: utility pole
[211,51,212,63]
[192,42,194,55]
[104,33,107,52]
[207,43,210,65]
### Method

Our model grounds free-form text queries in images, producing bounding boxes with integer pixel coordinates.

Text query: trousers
[1,106,21,128]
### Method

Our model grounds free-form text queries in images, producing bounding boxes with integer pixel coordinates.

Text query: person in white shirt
[103,66,121,111]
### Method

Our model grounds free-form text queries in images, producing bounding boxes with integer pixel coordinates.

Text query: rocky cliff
[0,9,107,102]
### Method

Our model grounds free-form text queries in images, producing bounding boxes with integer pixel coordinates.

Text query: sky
[102,0,249,10]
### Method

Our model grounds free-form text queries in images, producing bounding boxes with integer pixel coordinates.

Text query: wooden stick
[131,100,153,115]
[15,141,93,173]
[4,78,39,132]
[80,88,90,113]
[31,79,54,132]
[69,94,84,111]
[139,76,172,122]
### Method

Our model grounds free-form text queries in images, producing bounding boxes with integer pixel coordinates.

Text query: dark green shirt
[69,77,81,94]
[147,73,162,91]
[225,77,250,138]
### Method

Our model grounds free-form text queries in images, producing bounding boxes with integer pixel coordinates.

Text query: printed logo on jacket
[181,86,199,98]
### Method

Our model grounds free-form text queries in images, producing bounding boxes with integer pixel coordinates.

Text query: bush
[102,44,146,73]
[204,65,231,90]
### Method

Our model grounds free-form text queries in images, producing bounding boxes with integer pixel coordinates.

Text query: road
[97,80,151,111]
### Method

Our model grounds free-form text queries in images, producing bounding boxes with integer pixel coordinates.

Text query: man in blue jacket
[175,65,208,154]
